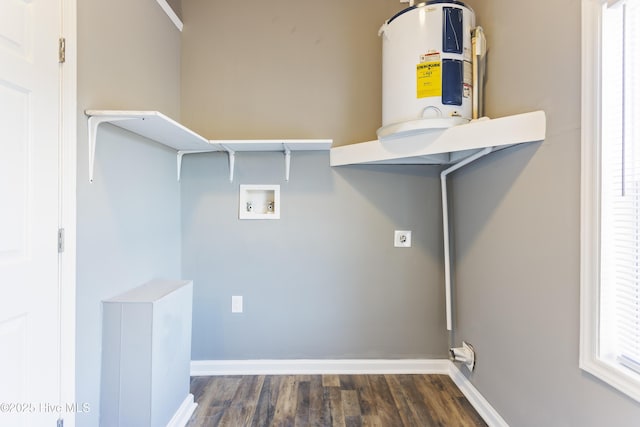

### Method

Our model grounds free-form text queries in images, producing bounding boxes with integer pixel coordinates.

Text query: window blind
[601,0,640,374]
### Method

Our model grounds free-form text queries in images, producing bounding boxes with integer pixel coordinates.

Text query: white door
[0,0,62,425]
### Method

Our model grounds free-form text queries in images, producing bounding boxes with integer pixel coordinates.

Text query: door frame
[60,0,77,423]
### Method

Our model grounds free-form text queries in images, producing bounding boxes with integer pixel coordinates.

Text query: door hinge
[57,418,64,427]
[58,228,65,253]
[58,38,65,63]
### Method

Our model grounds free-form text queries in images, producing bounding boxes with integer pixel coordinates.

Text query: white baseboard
[166,393,197,427]
[190,358,508,427]
[448,363,509,427]
[191,358,451,376]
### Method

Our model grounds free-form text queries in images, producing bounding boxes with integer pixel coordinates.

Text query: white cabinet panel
[101,280,195,427]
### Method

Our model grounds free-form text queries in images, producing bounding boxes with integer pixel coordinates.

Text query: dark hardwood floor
[187,374,488,426]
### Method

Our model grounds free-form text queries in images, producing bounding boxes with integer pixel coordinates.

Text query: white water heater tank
[378,1,476,139]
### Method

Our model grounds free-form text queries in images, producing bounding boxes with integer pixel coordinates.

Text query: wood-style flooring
[187,374,488,427]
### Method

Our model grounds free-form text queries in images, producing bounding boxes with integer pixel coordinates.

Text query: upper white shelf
[329,111,546,167]
[85,110,331,182]
[86,110,213,151]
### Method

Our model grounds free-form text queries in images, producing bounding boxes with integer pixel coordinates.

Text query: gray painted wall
[181,152,447,360]
[452,0,640,425]
[76,0,182,425]
[179,0,450,361]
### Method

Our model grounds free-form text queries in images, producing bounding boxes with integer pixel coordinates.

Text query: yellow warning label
[417,61,441,99]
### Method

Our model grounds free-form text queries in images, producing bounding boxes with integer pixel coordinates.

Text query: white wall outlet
[231,295,243,313]
[394,230,412,248]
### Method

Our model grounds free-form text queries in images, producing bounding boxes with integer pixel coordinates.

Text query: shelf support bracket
[221,145,235,182]
[284,145,292,181]
[87,115,136,182]
[177,152,185,182]
[441,147,493,331]
[176,150,218,181]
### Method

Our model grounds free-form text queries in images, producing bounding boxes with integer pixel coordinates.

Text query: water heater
[377,1,485,140]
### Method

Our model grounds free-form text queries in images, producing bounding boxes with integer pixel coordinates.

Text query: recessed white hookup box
[239,185,280,219]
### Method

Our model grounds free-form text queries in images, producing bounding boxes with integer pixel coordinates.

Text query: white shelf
[86,110,214,151]
[85,110,331,182]
[329,111,546,167]
[212,139,332,152]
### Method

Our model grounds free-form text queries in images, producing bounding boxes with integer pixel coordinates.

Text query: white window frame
[580,0,640,402]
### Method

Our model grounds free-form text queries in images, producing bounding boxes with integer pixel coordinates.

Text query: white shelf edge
[210,139,333,151]
[86,110,205,143]
[329,111,546,167]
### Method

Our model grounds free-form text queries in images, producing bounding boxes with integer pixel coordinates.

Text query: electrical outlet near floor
[232,295,243,313]
[394,230,412,248]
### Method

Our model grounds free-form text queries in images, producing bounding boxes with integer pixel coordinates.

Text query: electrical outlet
[232,295,243,313]
[394,230,412,247]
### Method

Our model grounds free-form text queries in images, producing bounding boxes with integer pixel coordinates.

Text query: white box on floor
[101,279,196,427]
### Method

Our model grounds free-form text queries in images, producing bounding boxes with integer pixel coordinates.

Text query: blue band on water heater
[441,5,464,106]
[442,7,463,54]
[442,59,463,106]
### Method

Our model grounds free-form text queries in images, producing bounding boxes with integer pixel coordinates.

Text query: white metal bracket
[177,150,218,181]
[441,147,493,331]
[87,115,137,182]
[220,145,236,182]
[218,144,295,183]
[284,145,292,181]
[228,151,235,183]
